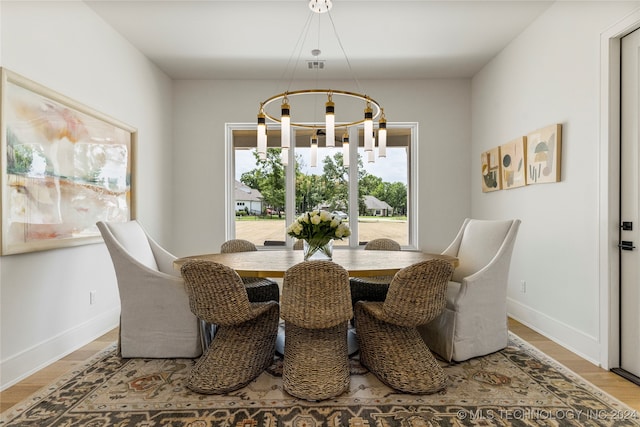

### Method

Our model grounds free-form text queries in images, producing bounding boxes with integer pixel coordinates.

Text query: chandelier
[256,0,387,168]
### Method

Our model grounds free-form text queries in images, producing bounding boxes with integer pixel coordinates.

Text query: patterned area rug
[1,332,638,426]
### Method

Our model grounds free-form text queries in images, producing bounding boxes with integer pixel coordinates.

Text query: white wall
[171,79,472,256]
[471,1,640,364]
[0,1,174,389]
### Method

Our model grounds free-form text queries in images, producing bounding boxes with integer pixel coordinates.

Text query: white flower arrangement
[287,210,351,247]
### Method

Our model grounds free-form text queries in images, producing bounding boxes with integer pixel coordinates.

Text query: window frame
[225,122,419,249]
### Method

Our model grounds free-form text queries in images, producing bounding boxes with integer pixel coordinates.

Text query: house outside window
[234,181,263,215]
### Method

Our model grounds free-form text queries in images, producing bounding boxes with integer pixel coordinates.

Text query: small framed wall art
[500,136,527,189]
[1,68,137,255]
[481,147,502,192]
[526,124,562,184]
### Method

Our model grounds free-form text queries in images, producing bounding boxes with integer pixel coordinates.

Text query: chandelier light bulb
[257,110,267,159]
[325,95,335,148]
[378,114,387,158]
[310,134,318,167]
[364,103,373,152]
[342,131,350,167]
[281,99,291,149]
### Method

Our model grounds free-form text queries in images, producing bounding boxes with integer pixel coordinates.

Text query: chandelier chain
[257,0,387,166]
[326,10,363,96]
[279,11,315,95]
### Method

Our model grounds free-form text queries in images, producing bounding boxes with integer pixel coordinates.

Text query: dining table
[173,248,458,277]
[174,248,458,356]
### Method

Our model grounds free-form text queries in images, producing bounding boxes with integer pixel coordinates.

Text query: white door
[620,27,640,380]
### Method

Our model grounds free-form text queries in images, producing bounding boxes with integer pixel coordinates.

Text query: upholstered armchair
[418,218,521,362]
[355,259,454,394]
[281,260,352,400]
[220,239,280,303]
[180,260,279,394]
[349,238,401,305]
[97,220,201,358]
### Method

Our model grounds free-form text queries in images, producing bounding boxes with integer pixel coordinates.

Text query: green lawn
[235,215,407,221]
[235,215,283,221]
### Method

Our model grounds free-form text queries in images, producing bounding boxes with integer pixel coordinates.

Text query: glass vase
[303,239,334,261]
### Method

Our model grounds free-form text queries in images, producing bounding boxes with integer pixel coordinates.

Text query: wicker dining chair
[220,239,280,303]
[281,260,352,400]
[180,260,279,394]
[354,258,454,394]
[349,238,401,306]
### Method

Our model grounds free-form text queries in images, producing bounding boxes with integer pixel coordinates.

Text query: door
[619,27,640,382]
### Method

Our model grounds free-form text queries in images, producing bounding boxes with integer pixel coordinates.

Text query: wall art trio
[481,123,562,193]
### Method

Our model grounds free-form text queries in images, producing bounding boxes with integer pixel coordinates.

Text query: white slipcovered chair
[97,220,202,358]
[418,218,521,362]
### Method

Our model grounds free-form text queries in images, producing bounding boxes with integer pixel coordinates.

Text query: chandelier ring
[260,89,382,130]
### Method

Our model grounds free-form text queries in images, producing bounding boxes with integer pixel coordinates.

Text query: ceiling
[85,0,553,80]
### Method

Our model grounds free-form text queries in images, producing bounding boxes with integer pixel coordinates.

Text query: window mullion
[285,128,297,247]
[348,126,359,248]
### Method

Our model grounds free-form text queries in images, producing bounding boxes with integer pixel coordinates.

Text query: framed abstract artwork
[1,68,137,255]
[526,124,562,184]
[500,136,527,189]
[481,147,502,192]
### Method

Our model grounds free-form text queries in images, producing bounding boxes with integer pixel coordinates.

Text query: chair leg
[355,304,447,394]
[283,322,350,401]
[199,319,217,350]
[188,304,279,394]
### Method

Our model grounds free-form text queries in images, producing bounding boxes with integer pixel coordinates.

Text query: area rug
[1,332,638,426]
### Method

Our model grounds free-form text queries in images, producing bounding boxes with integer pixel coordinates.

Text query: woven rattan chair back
[382,259,454,327]
[293,239,304,250]
[364,238,401,251]
[180,260,255,326]
[219,239,280,303]
[281,260,352,329]
[349,238,401,305]
[220,239,257,253]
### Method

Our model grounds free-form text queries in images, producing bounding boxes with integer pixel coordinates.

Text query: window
[227,123,417,248]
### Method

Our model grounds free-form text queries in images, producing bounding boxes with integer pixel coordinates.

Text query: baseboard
[507,298,601,366]
[0,308,119,391]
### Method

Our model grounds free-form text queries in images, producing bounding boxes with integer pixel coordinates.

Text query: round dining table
[173,248,458,277]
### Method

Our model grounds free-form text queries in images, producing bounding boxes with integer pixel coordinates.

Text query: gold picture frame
[526,124,562,184]
[501,136,527,189]
[481,147,502,192]
[1,68,137,255]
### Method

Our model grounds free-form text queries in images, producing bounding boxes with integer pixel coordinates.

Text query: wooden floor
[508,319,640,412]
[1,319,639,414]
[0,328,119,413]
